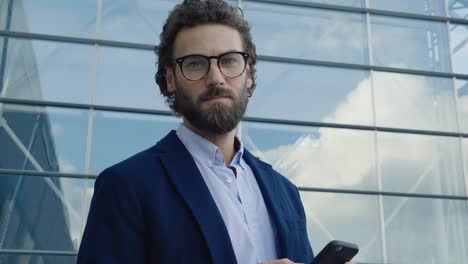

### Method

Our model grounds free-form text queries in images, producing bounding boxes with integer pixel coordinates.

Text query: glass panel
[248,62,373,125]
[301,192,382,263]
[244,2,369,64]
[448,0,468,19]
[0,0,8,31]
[378,132,465,195]
[383,196,468,263]
[241,122,377,190]
[301,0,363,7]
[0,104,88,173]
[89,111,178,174]
[9,0,97,38]
[373,71,457,132]
[370,0,446,16]
[0,254,77,264]
[1,38,94,104]
[99,0,178,44]
[450,23,468,75]
[82,178,95,235]
[94,46,168,110]
[371,15,451,72]
[457,78,468,133]
[0,174,84,251]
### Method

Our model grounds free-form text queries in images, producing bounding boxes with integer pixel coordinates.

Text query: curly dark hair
[154,0,258,113]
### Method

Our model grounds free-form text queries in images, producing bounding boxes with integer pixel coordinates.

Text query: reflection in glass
[450,23,468,75]
[8,0,97,38]
[301,192,382,263]
[0,174,84,252]
[82,178,95,235]
[1,38,94,104]
[373,71,457,132]
[94,46,168,110]
[457,79,468,133]
[371,15,451,72]
[244,2,369,64]
[378,132,465,195]
[99,0,178,44]
[89,111,178,174]
[0,103,88,173]
[248,61,373,125]
[383,196,468,263]
[448,0,468,19]
[241,122,377,190]
[301,0,363,7]
[0,254,77,264]
[369,0,445,16]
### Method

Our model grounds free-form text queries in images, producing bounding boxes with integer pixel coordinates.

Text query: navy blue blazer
[78,131,314,263]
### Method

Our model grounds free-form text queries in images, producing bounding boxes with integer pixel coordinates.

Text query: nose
[205,59,225,87]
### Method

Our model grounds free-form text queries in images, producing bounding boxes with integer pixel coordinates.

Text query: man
[78,0,352,263]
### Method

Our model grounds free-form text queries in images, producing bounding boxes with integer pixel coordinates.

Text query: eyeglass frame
[174,51,250,81]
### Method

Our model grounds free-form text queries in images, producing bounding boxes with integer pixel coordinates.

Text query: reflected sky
[89,111,178,174]
[450,23,468,75]
[383,196,468,263]
[299,0,363,7]
[244,2,369,64]
[448,0,468,19]
[457,78,468,133]
[371,15,451,72]
[94,46,168,110]
[373,71,457,132]
[242,122,378,190]
[249,62,372,125]
[300,192,382,263]
[8,0,97,38]
[1,37,94,104]
[369,0,446,16]
[378,132,465,196]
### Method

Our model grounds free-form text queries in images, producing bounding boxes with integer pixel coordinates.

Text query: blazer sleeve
[77,167,147,263]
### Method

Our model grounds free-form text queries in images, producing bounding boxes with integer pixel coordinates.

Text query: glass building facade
[0,0,467,263]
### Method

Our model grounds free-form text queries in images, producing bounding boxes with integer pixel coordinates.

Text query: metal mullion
[245,0,468,25]
[0,168,95,179]
[0,249,76,256]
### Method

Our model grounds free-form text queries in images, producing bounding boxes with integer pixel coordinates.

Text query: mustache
[199,87,234,101]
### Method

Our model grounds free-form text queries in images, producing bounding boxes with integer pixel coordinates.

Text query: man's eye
[221,57,239,66]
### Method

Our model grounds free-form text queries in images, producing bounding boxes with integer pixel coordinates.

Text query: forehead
[173,24,244,57]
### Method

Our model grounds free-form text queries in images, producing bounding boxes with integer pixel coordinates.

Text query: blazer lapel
[243,150,290,259]
[156,131,237,264]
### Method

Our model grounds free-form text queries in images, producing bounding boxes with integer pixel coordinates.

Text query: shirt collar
[176,124,245,170]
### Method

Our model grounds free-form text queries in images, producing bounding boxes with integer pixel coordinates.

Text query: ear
[166,66,176,93]
[246,66,253,90]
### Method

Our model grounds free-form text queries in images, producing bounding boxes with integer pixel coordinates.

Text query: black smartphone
[310,240,359,264]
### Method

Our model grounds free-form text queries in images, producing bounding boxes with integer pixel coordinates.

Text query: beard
[174,80,249,135]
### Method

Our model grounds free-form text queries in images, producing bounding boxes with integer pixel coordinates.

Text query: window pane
[373,71,457,132]
[94,46,168,110]
[89,111,178,174]
[383,196,468,263]
[300,0,363,7]
[249,62,373,125]
[241,122,378,190]
[450,23,468,75]
[448,0,468,19]
[0,0,8,30]
[0,104,89,173]
[1,38,94,104]
[245,2,369,64]
[99,0,177,44]
[457,78,468,133]
[0,254,77,264]
[378,132,465,195]
[370,0,446,16]
[301,192,382,263]
[82,178,95,234]
[0,174,84,251]
[8,0,97,38]
[371,15,451,72]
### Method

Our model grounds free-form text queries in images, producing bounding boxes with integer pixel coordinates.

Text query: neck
[183,119,237,165]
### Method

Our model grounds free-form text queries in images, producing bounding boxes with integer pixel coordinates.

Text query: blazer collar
[155,131,237,264]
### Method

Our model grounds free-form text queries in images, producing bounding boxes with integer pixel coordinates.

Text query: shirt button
[226,177,233,183]
[207,160,212,165]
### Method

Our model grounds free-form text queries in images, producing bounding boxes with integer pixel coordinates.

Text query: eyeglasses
[174,51,249,81]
